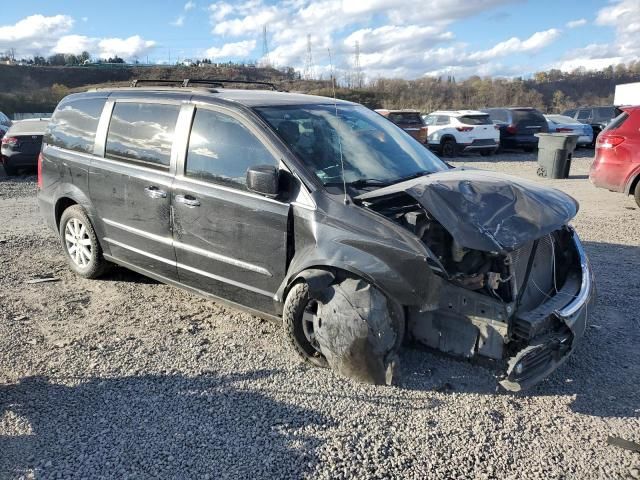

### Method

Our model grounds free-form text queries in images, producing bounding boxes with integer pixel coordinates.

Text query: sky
[0,0,638,80]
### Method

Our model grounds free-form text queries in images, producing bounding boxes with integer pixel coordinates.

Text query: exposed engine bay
[354,189,586,390]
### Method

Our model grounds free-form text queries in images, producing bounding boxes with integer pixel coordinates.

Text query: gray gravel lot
[1,151,639,479]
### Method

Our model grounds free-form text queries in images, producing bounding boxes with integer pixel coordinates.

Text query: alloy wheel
[64,218,92,267]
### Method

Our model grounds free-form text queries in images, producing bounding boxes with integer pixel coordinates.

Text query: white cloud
[205,39,256,59]
[0,14,73,54]
[98,36,157,60]
[171,15,185,27]
[53,35,98,55]
[467,29,561,62]
[184,1,196,11]
[554,0,640,72]
[566,18,587,28]
[0,14,156,60]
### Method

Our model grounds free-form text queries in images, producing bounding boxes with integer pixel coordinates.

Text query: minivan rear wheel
[634,184,640,208]
[59,205,108,279]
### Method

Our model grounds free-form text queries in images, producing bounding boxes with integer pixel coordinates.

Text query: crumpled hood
[357,168,579,252]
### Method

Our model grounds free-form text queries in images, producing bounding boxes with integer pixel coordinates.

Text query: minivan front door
[90,100,181,280]
[171,106,290,314]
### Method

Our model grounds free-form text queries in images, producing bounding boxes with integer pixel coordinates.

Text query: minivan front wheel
[59,205,108,279]
[283,282,329,368]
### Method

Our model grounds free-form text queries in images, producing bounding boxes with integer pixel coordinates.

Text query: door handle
[144,186,167,199]
[175,194,200,207]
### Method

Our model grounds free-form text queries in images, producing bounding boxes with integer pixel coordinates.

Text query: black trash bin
[534,133,579,179]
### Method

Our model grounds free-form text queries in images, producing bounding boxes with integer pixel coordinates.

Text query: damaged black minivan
[38,80,595,391]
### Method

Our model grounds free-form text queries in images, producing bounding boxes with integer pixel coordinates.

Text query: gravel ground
[1,151,639,479]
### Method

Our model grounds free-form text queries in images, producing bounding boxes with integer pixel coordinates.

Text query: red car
[590,106,640,207]
[375,109,428,144]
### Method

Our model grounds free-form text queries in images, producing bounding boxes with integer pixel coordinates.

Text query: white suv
[423,110,500,157]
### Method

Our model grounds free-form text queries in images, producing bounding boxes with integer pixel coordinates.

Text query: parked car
[422,110,499,157]
[590,106,640,207]
[544,114,593,147]
[1,119,48,175]
[375,109,428,143]
[562,106,617,147]
[0,111,11,141]
[482,107,548,152]
[38,81,594,391]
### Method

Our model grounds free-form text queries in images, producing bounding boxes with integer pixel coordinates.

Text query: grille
[510,234,556,311]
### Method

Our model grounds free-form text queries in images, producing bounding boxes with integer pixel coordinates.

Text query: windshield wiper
[347,178,392,188]
[391,171,431,184]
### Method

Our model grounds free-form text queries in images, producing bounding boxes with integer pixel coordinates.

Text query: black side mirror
[246,165,280,198]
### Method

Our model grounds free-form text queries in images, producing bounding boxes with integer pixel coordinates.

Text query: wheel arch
[53,184,97,230]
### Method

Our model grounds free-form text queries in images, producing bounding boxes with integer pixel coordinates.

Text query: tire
[59,205,108,279]
[282,279,406,370]
[441,138,457,157]
[634,184,640,209]
[523,146,536,153]
[283,282,329,368]
[479,149,495,157]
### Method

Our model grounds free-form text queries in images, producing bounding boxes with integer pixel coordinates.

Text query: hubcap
[301,300,322,354]
[64,218,92,267]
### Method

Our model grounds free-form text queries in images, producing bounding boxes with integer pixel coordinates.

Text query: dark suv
[38,80,594,391]
[482,107,548,151]
[562,106,618,147]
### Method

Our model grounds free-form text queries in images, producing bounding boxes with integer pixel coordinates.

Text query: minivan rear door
[170,104,290,314]
[90,99,181,280]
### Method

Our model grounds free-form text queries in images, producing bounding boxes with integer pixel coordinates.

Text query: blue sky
[0,0,637,80]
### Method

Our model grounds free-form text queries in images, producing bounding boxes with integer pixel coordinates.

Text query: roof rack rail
[129,78,278,91]
[130,79,184,87]
[183,79,277,90]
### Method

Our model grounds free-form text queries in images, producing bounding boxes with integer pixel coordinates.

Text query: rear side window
[486,109,509,123]
[594,106,615,121]
[105,102,180,168]
[388,112,423,125]
[185,108,277,190]
[577,109,591,121]
[604,112,629,132]
[459,115,492,125]
[512,109,546,124]
[424,115,437,126]
[45,98,106,154]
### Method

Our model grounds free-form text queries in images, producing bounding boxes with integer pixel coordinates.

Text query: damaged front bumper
[500,231,595,391]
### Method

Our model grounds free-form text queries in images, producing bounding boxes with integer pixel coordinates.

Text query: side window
[424,115,437,126]
[185,108,277,190]
[44,98,106,153]
[487,109,508,124]
[105,102,180,169]
[436,115,449,125]
[577,109,590,121]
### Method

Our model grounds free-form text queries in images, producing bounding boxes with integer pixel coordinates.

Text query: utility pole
[262,25,271,68]
[354,41,363,88]
[303,34,314,80]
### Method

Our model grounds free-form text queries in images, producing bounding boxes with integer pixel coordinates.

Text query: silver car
[545,114,593,147]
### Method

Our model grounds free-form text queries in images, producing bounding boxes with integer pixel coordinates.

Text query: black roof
[78,86,354,108]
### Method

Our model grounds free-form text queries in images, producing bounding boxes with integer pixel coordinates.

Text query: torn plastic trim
[500,230,595,391]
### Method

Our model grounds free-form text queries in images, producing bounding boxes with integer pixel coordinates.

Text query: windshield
[255,104,447,191]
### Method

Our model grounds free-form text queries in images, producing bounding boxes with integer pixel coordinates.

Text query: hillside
[1,61,639,116]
